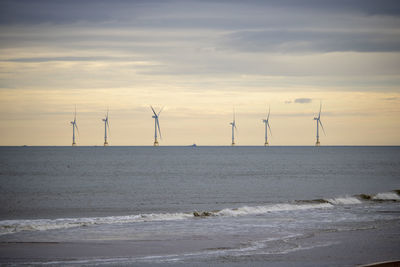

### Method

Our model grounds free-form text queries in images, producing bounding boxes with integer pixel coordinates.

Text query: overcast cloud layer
[1,0,400,80]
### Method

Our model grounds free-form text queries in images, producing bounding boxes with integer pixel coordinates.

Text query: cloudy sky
[0,0,399,145]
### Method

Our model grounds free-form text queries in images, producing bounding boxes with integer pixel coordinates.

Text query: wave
[325,197,362,205]
[0,213,192,236]
[1,190,398,235]
[356,191,400,201]
[215,203,332,217]
[372,192,400,201]
[0,203,332,236]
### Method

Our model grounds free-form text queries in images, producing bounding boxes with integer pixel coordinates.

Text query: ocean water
[0,146,399,265]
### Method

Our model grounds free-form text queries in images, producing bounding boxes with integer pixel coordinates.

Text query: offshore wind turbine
[230,109,237,146]
[150,106,163,146]
[262,107,272,146]
[70,106,79,146]
[314,102,326,146]
[102,109,110,146]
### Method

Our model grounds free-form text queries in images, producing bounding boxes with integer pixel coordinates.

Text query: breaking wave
[325,197,362,205]
[0,203,333,235]
[0,190,398,235]
[0,213,192,236]
[215,203,332,217]
[372,192,400,201]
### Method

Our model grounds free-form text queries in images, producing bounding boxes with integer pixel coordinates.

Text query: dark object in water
[358,194,372,200]
[193,211,212,217]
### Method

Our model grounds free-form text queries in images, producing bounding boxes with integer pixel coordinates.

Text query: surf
[1,190,398,235]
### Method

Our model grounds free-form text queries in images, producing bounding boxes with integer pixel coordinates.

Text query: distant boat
[190,143,197,147]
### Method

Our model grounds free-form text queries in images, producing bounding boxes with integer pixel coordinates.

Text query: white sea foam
[2,191,396,235]
[216,203,333,217]
[0,203,334,235]
[372,192,400,200]
[325,197,362,205]
[0,212,193,235]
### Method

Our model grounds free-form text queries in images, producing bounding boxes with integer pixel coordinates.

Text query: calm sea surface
[0,146,399,265]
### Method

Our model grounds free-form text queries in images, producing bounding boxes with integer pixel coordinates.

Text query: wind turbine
[150,106,163,146]
[70,106,79,146]
[230,109,237,146]
[314,102,326,146]
[262,107,272,146]
[102,109,110,146]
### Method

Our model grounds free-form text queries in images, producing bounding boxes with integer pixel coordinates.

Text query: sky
[0,0,399,146]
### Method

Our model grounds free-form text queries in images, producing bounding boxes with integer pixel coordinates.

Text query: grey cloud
[208,0,400,16]
[1,0,399,56]
[224,30,400,53]
[1,0,399,27]
[0,0,166,25]
[1,0,400,91]
[1,56,145,63]
[294,98,312,104]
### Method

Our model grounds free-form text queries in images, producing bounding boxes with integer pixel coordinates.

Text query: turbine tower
[262,107,272,146]
[150,106,163,146]
[70,106,79,146]
[314,102,326,146]
[102,109,110,146]
[230,110,237,146]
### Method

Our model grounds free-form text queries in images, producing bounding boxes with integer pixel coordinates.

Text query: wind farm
[68,104,330,146]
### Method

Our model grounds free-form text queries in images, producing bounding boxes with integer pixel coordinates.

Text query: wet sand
[0,219,399,266]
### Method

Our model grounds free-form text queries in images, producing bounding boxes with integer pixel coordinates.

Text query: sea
[0,146,399,266]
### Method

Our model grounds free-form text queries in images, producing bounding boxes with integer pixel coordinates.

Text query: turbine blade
[150,106,157,116]
[107,120,110,134]
[158,106,164,116]
[75,123,80,135]
[157,118,162,139]
[318,102,322,119]
[319,120,326,135]
[268,123,272,136]
[267,106,270,120]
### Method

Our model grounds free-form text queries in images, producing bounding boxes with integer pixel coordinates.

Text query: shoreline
[1,219,399,266]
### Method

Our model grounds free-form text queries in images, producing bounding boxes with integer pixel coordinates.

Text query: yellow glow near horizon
[0,87,399,146]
